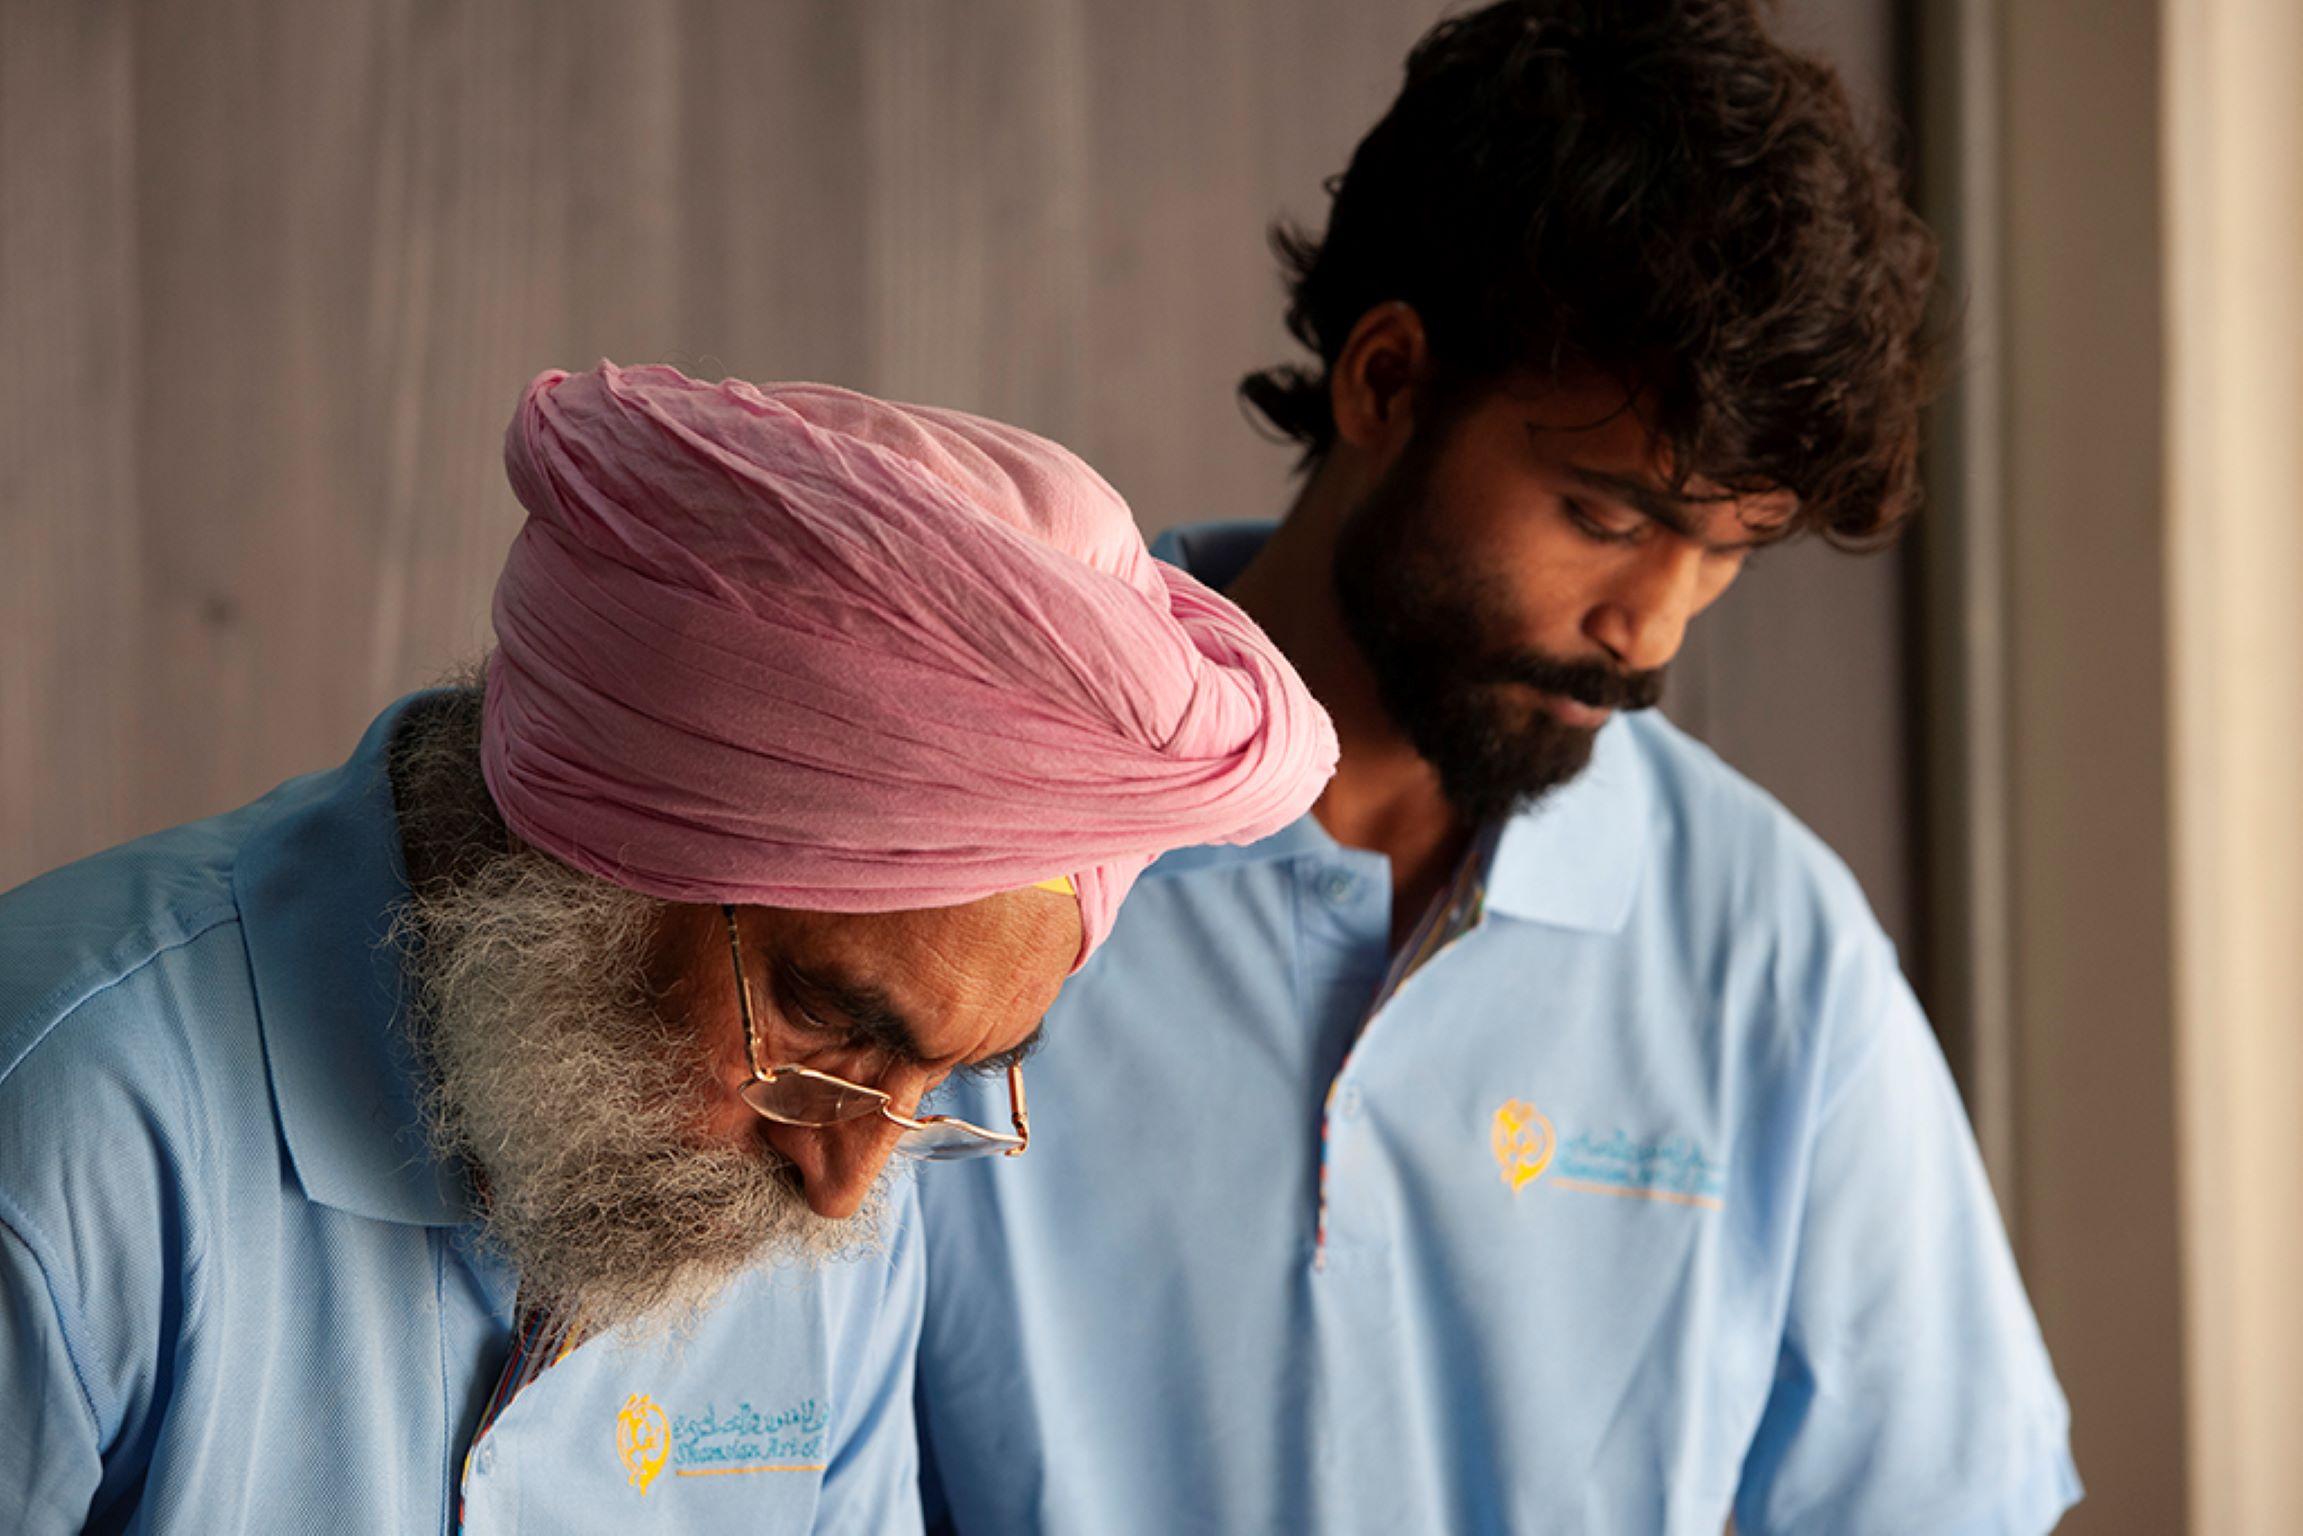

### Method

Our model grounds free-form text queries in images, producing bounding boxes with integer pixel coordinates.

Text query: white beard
[390,696,888,1339]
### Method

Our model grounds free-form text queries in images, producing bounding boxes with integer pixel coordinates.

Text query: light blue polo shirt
[916,522,2080,1535]
[0,695,924,1535]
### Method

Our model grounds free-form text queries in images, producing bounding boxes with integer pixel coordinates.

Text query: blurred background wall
[3,2,2296,1532]
[2164,0,2303,1525]
[0,0,1914,951]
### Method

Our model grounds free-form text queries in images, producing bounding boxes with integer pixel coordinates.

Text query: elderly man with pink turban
[0,362,1335,1536]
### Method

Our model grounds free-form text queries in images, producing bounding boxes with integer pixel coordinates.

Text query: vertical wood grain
[3,0,1916,978]
[1659,0,1917,954]
[859,0,1094,441]
[672,0,871,386]
[0,1,141,877]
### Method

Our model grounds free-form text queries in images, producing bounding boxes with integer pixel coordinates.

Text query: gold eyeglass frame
[719,905,1030,1159]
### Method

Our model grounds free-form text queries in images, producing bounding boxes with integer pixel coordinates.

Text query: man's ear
[1327,301,1432,455]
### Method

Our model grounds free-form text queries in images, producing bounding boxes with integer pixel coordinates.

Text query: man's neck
[1223,470,1471,939]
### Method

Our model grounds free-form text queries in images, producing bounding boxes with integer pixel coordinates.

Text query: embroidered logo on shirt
[618,1393,671,1494]
[1491,1101,1727,1210]
[615,1393,832,1488]
[1491,1099,1556,1191]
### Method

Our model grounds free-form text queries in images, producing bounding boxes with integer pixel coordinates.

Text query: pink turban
[481,361,1336,966]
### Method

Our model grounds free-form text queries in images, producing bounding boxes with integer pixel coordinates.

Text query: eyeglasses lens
[894,1120,1022,1161]
[741,1073,884,1126]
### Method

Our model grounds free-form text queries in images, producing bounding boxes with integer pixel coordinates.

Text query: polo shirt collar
[1149,519,1650,933]
[234,693,473,1227]
[1480,714,1649,933]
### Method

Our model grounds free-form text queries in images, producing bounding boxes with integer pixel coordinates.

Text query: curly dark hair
[1240,0,1939,546]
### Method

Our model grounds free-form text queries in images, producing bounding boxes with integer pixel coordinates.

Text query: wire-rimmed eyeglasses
[720,905,1030,1160]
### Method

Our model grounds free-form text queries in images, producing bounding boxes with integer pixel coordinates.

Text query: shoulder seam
[0,1197,107,1440]
[0,901,243,1089]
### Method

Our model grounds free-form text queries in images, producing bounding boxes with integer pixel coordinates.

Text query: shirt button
[1321,870,1358,905]
[1335,1083,1364,1120]
[475,1443,496,1475]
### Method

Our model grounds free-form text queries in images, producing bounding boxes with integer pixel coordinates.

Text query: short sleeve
[814,1188,928,1536]
[1734,947,2082,1536]
[0,1212,105,1533]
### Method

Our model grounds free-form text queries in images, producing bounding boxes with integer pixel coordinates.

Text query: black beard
[1331,431,1664,825]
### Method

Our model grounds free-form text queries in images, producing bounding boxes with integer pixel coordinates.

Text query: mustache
[1473,651,1666,714]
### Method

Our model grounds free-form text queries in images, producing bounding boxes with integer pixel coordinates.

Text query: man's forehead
[1561,460,1797,540]
[770,906,969,1001]
[767,897,1070,1035]
[782,892,1067,966]
[1497,378,1797,535]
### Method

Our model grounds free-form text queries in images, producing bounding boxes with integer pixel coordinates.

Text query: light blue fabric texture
[0,695,924,1535]
[916,521,2080,1536]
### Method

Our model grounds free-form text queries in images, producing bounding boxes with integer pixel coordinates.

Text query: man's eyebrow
[772,958,930,1065]
[969,1023,1046,1078]
[1557,459,1786,552]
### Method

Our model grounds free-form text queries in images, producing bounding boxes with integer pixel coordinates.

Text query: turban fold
[481,362,1337,965]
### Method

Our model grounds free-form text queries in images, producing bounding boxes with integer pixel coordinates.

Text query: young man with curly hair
[915,2,2079,1532]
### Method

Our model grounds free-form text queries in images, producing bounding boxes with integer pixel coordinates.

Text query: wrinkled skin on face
[392,688,1077,1336]
[651,893,1079,1221]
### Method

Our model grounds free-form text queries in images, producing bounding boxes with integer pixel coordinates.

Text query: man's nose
[797,1112,908,1219]
[1584,542,1706,673]
[794,1065,942,1219]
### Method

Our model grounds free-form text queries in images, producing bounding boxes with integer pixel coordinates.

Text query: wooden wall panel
[1,0,1916,976]
[859,0,1093,437]
[672,1,872,385]
[1071,3,1427,539]
[1665,0,1917,953]
[0,2,140,881]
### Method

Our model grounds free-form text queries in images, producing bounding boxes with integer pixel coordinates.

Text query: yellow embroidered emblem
[617,1392,671,1494]
[1491,1098,1556,1192]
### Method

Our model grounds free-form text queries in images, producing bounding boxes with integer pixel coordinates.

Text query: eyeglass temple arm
[1005,1064,1030,1155]
[721,905,764,1074]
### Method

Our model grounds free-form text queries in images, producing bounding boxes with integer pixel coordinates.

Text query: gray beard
[387,684,889,1340]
